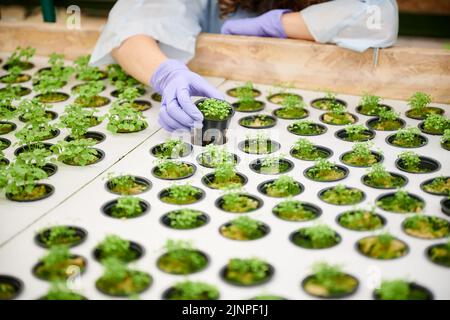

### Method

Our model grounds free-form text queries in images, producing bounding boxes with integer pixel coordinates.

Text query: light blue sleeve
[301,0,398,52]
[90,0,209,66]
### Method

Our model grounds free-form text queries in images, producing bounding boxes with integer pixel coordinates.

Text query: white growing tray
[0,54,449,300]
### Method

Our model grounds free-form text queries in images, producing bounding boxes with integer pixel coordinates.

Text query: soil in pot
[250,157,294,175]
[35,225,87,248]
[335,125,375,142]
[202,171,247,190]
[396,153,440,174]
[290,225,341,249]
[96,259,152,297]
[357,234,408,260]
[163,281,219,300]
[220,216,269,241]
[304,160,348,182]
[159,184,204,205]
[406,107,444,120]
[0,275,23,300]
[232,100,265,112]
[93,235,143,263]
[14,142,53,156]
[150,139,192,159]
[6,183,54,202]
[162,209,209,230]
[357,104,393,116]
[0,73,31,84]
[216,193,263,213]
[221,258,273,286]
[152,160,196,180]
[71,82,106,94]
[257,176,303,198]
[226,86,261,98]
[239,138,280,155]
[337,210,385,231]
[19,110,58,123]
[386,128,428,148]
[311,97,347,111]
[35,92,70,103]
[239,114,277,129]
[302,263,358,299]
[3,61,34,71]
[0,86,31,97]
[376,191,424,214]
[367,117,405,131]
[74,95,110,108]
[421,176,449,196]
[110,87,146,98]
[340,146,383,167]
[102,197,149,219]
[402,215,450,239]
[194,98,234,146]
[0,121,17,135]
[374,280,433,300]
[157,240,208,275]
[290,139,332,161]
[0,138,11,150]
[33,246,87,281]
[267,92,303,104]
[0,158,9,167]
[106,175,151,195]
[151,92,162,102]
[272,200,321,222]
[273,106,309,120]
[427,242,450,268]
[287,121,327,136]
[126,100,152,111]
[319,185,365,206]
[320,111,357,126]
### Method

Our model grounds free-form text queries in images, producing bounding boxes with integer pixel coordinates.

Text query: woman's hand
[151,60,224,132]
[221,9,291,38]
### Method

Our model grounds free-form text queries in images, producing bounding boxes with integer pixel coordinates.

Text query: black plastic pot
[161,210,209,230]
[238,139,281,155]
[366,117,406,131]
[162,286,219,300]
[196,152,240,169]
[257,179,304,197]
[373,282,433,300]
[272,108,309,120]
[310,98,347,110]
[319,113,358,126]
[215,194,263,213]
[75,96,110,108]
[61,148,105,166]
[0,73,31,84]
[110,87,146,98]
[0,121,17,135]
[35,226,88,249]
[201,172,248,190]
[151,92,162,102]
[361,172,408,190]
[0,137,11,150]
[336,211,386,231]
[441,198,450,217]
[19,110,58,123]
[356,104,393,116]
[385,133,428,148]
[267,92,303,104]
[3,61,34,71]
[65,131,106,144]
[303,164,349,182]
[226,87,261,98]
[0,157,10,166]
[406,107,444,120]
[290,145,333,161]
[131,100,152,111]
[41,163,58,177]
[71,82,105,94]
[426,243,450,268]
[105,176,152,195]
[219,221,270,241]
[272,202,322,222]
[318,186,366,206]
[420,177,449,196]
[238,114,277,129]
[250,158,294,175]
[0,86,31,96]
[335,128,375,142]
[287,122,327,136]
[102,199,150,219]
[192,99,234,146]
[6,183,55,202]
[35,92,70,103]
[14,143,53,156]
[151,162,197,180]
[418,121,448,136]
[157,250,209,275]
[32,255,87,281]
[395,156,441,174]
[232,101,265,113]
[356,236,409,260]
[301,273,359,299]
[0,275,24,300]
[158,187,205,205]
[220,263,274,287]
[401,215,450,240]
[339,151,384,168]
[289,229,341,250]
[376,192,425,214]
[93,241,144,263]
[150,142,193,159]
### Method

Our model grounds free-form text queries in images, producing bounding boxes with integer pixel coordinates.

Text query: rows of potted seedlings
[0,51,449,299]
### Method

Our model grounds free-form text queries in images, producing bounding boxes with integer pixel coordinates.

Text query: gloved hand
[151,59,224,132]
[221,9,291,38]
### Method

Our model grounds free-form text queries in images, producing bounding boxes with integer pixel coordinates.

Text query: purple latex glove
[151,59,224,132]
[221,9,291,38]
